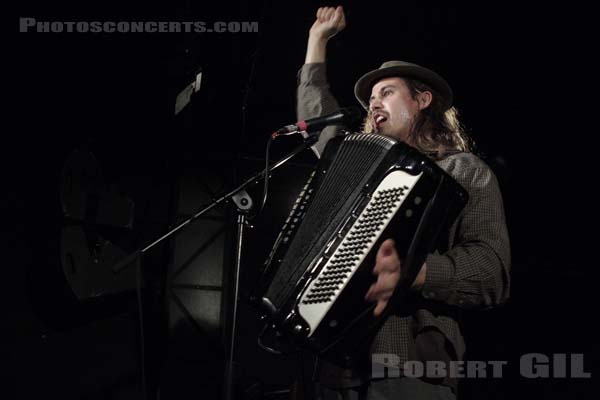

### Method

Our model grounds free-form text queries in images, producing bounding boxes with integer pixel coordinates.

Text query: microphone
[274,107,362,136]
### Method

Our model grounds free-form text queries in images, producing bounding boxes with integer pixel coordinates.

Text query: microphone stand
[111,134,318,400]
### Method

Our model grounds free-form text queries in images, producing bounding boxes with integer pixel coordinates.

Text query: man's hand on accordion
[365,239,428,316]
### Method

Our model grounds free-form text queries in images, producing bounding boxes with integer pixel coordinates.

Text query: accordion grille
[266,134,396,308]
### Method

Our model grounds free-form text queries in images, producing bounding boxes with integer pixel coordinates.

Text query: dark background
[6,1,596,399]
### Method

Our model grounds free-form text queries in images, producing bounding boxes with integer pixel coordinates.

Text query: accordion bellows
[252,133,468,367]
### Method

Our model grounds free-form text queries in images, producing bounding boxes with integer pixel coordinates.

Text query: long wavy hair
[362,78,473,159]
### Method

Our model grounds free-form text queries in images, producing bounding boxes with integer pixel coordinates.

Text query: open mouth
[374,114,388,128]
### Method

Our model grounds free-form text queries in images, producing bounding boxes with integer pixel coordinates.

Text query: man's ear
[417,91,433,110]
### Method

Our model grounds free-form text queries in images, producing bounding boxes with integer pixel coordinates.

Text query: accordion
[251,133,468,367]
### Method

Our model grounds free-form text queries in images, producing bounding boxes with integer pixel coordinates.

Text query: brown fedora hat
[354,60,453,110]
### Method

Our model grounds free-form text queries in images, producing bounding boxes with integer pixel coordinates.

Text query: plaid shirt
[296,63,511,388]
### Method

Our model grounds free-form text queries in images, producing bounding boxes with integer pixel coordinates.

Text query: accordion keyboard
[298,169,423,335]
